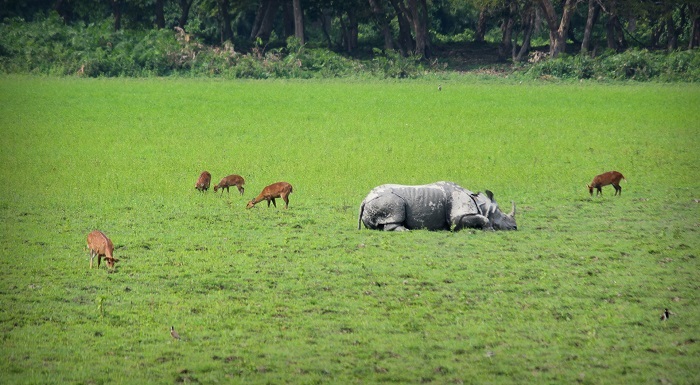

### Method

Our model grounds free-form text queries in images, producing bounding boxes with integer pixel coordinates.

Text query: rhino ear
[485,190,494,201]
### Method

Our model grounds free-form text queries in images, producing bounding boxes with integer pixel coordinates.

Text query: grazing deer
[246,182,293,209]
[588,171,626,196]
[87,230,118,270]
[195,171,212,192]
[213,174,245,196]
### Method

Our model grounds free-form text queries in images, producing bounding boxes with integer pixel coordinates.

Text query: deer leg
[270,198,276,208]
[614,184,621,196]
[90,250,95,269]
[597,187,602,196]
[238,186,244,195]
[97,255,102,269]
[282,194,289,209]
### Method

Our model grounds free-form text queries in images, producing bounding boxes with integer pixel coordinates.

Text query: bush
[370,48,424,78]
[524,48,700,82]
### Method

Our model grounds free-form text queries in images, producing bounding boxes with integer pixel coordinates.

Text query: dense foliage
[0,14,427,78]
[524,49,700,82]
[0,1,698,79]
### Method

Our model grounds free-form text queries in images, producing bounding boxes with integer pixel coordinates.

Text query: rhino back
[387,183,452,230]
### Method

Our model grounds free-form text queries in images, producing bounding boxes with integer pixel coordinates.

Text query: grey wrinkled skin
[358,181,517,231]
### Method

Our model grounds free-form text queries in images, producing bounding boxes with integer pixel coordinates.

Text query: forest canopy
[1,0,699,80]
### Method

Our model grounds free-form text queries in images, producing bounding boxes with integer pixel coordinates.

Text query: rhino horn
[509,201,516,217]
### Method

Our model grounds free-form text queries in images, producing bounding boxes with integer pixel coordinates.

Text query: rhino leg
[384,223,409,231]
[454,214,493,231]
[361,194,407,231]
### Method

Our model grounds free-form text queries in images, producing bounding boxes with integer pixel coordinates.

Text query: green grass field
[1,75,699,384]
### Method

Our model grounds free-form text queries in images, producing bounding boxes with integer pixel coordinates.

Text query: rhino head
[481,190,517,230]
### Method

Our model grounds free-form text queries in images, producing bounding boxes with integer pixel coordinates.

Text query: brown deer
[87,230,118,269]
[588,171,626,196]
[246,182,293,209]
[213,174,245,196]
[195,171,212,192]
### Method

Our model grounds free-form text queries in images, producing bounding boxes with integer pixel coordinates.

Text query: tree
[600,0,627,52]
[339,8,359,52]
[369,0,394,50]
[581,0,599,54]
[690,5,700,49]
[475,7,488,42]
[250,0,279,42]
[386,0,431,57]
[218,0,233,42]
[537,0,582,57]
[292,0,304,43]
[498,2,515,61]
[178,0,194,29]
[388,0,415,56]
[155,0,165,28]
[110,0,123,30]
[408,0,431,57]
[512,2,536,62]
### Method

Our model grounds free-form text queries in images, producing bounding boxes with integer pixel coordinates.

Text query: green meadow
[0,76,698,384]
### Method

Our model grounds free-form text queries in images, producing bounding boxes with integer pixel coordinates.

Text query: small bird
[660,309,670,321]
[438,84,442,91]
[171,326,181,340]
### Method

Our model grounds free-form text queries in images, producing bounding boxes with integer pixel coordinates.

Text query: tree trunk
[218,0,233,43]
[250,1,266,39]
[292,0,304,43]
[346,9,359,53]
[605,13,626,52]
[178,0,194,29]
[614,15,627,49]
[408,0,430,58]
[339,11,358,53]
[389,0,415,56]
[282,2,294,38]
[369,0,393,50]
[155,0,165,29]
[514,7,535,62]
[650,17,663,49]
[538,0,580,58]
[251,0,279,42]
[581,0,599,54]
[690,7,700,49]
[54,0,71,22]
[499,2,516,62]
[475,8,487,43]
[111,0,122,31]
[667,13,678,50]
[605,15,617,51]
[320,9,333,49]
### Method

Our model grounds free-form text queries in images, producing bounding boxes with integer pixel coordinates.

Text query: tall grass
[0,76,698,384]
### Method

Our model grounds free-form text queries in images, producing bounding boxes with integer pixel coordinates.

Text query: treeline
[1,0,699,80]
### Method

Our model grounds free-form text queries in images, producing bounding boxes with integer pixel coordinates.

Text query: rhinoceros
[358,181,517,231]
